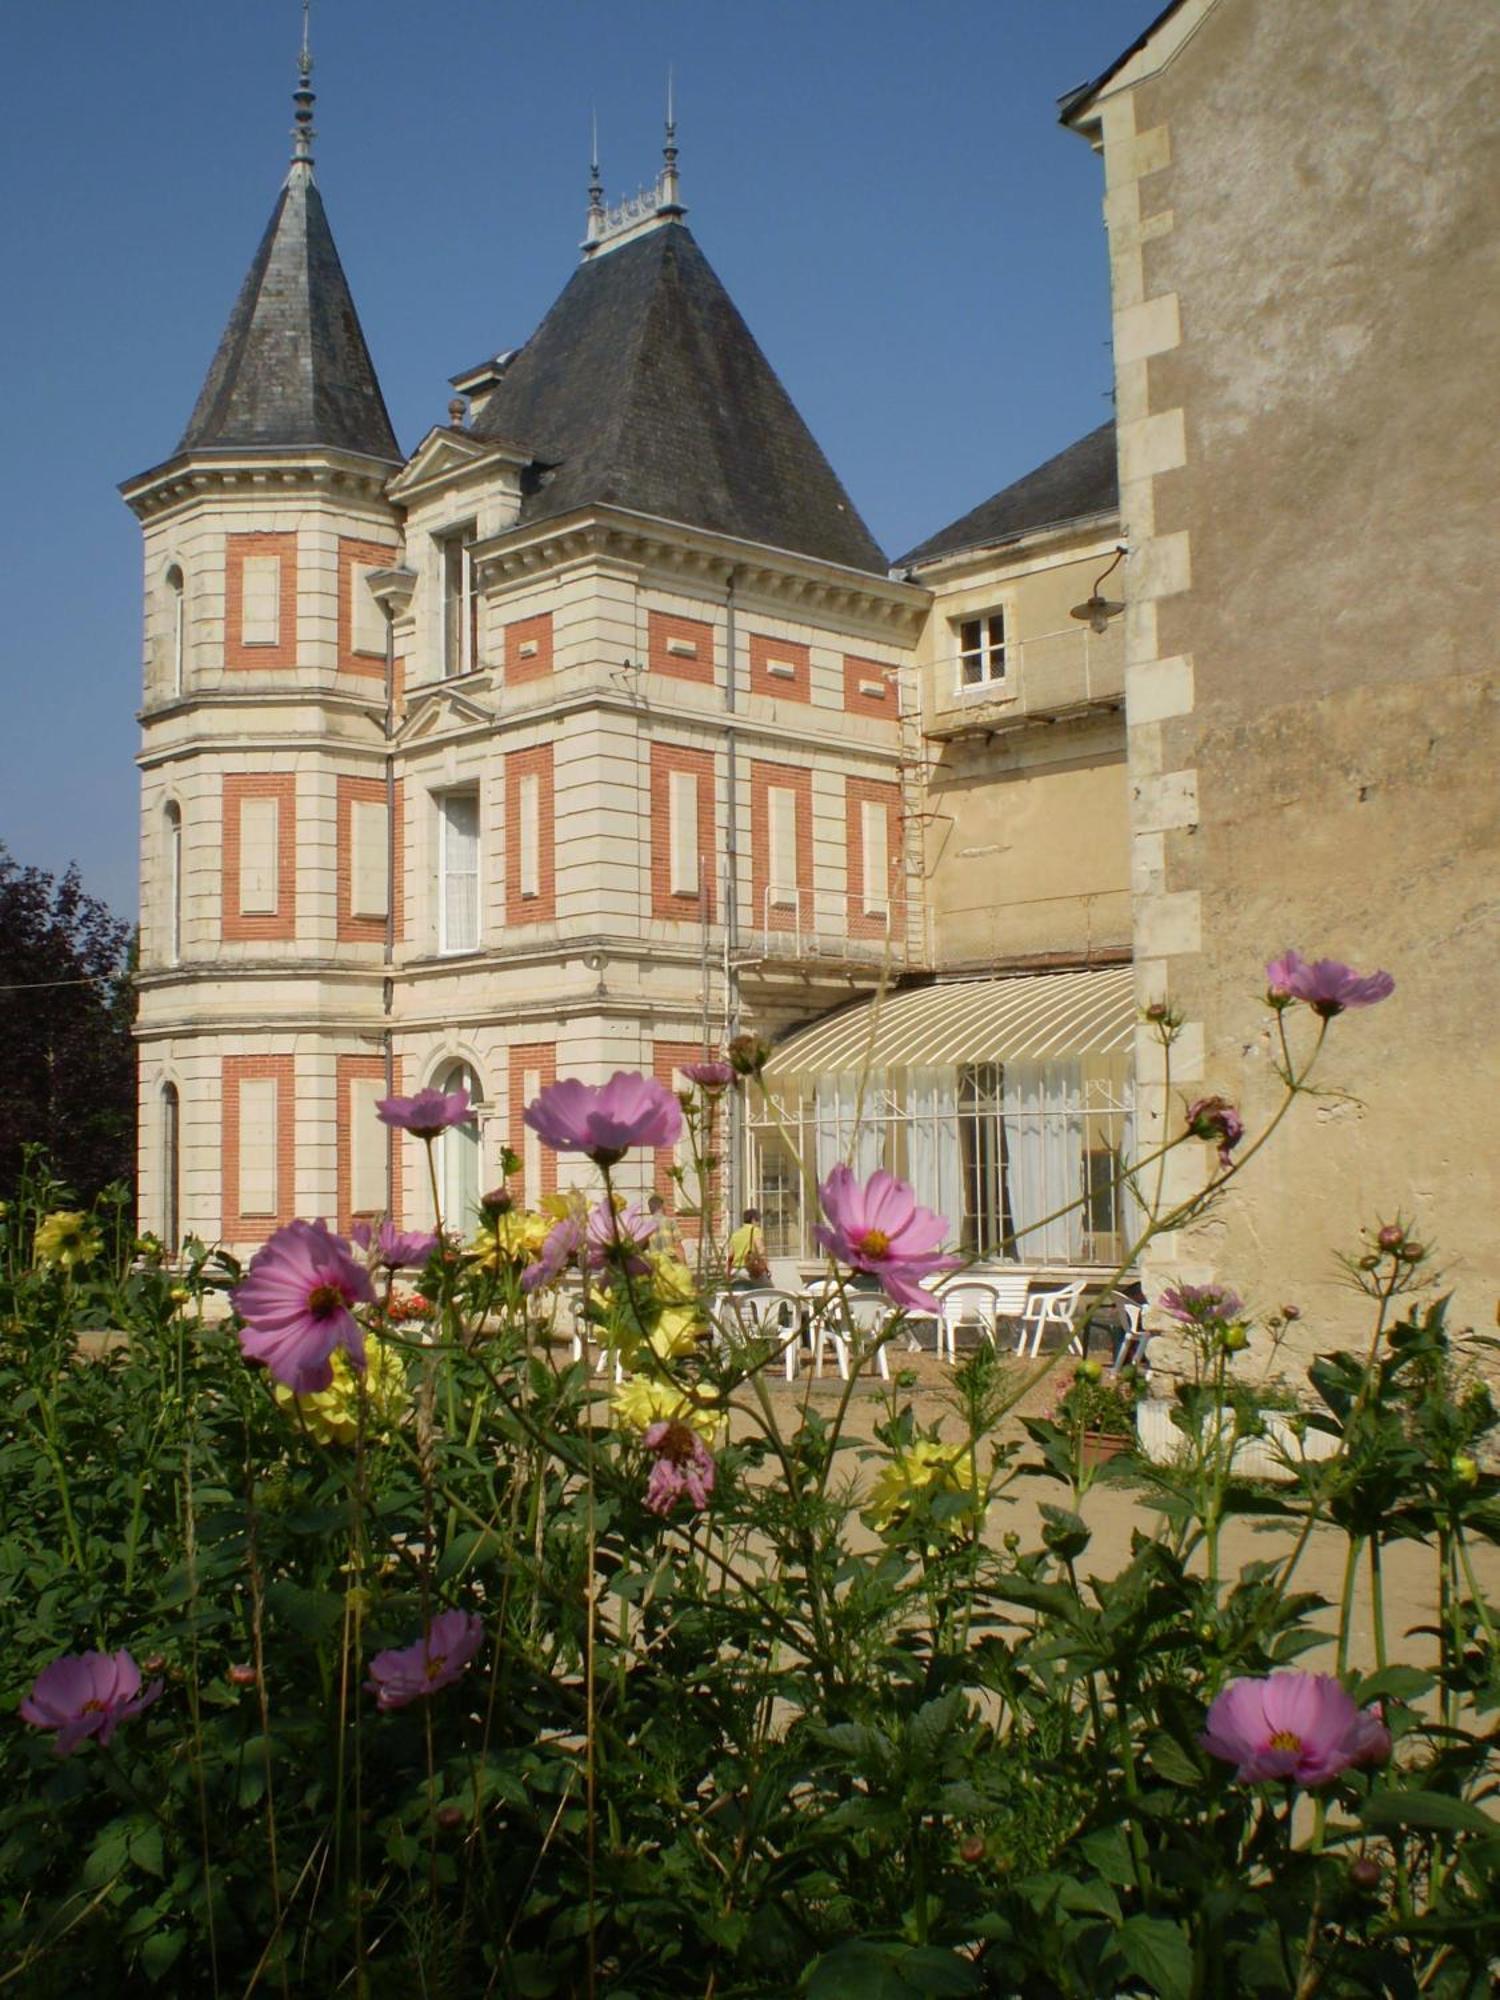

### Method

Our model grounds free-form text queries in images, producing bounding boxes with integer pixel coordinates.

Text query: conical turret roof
[469,220,885,574]
[178,170,399,464]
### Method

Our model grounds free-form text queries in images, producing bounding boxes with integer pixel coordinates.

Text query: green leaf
[1360,1788,1497,1835]
[1352,1665,1435,1705]
[805,1941,982,1998]
[1145,1730,1205,1787]
[128,1821,165,1879]
[1114,1915,1194,2000]
[141,1929,186,1983]
[82,1825,131,1889]
[1079,1824,1136,1887]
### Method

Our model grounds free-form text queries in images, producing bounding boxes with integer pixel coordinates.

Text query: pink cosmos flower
[1201,1673,1391,1786]
[521,1214,585,1294]
[1265,951,1395,1017]
[643,1420,716,1516]
[814,1165,959,1312]
[20,1649,164,1756]
[585,1198,658,1273]
[1186,1096,1245,1169]
[523,1072,683,1165]
[365,1609,485,1712]
[232,1219,375,1394]
[1159,1281,1246,1327]
[376,1087,475,1139]
[352,1219,440,1270]
[682,1060,736,1094]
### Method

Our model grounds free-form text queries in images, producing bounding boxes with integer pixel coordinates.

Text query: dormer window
[956,610,1007,689]
[439,524,478,678]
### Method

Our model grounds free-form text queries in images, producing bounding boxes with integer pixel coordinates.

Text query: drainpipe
[723,568,743,1223]
[366,566,418,1214]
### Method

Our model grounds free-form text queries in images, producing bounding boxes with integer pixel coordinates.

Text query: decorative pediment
[386,426,532,507]
[394,682,496,745]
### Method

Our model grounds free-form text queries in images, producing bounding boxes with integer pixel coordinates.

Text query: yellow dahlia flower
[273,1335,408,1446]
[467,1209,550,1270]
[866,1439,982,1534]
[33,1211,103,1272]
[611,1374,722,1442]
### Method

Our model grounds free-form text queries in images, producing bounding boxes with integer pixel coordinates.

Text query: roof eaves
[1056,0,1191,125]
[901,502,1121,576]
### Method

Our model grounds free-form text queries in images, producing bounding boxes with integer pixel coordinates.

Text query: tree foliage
[0,843,134,1203]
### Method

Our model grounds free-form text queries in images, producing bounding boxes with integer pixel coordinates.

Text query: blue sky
[0,0,1136,920]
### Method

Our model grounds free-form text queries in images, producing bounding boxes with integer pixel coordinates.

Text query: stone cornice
[472,505,930,639]
[120,445,401,522]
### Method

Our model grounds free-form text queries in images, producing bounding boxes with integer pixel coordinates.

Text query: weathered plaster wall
[1091,0,1500,1340]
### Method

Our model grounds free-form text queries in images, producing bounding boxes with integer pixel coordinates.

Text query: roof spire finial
[585,107,605,241]
[290,0,316,180]
[659,66,681,212]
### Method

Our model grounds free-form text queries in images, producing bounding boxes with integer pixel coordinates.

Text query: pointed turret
[176,25,399,464]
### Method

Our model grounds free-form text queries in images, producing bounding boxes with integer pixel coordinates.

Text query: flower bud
[479,1186,513,1221]
[436,1805,466,1831]
[958,1832,986,1864]
[1076,1358,1103,1383]
[727,1032,771,1081]
[1281,1304,1301,1322]
[1358,1254,1380,1272]
[140,1654,166,1675]
[228,1662,258,1687]
[1376,1224,1404,1251]
[1452,1454,1479,1487]
[1397,1242,1425,1263]
[1002,1531,1021,1554]
[169,1285,190,1304]
[1349,1856,1382,1891]
[1221,1323,1249,1353]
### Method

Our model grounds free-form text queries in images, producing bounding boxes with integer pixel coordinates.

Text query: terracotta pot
[1080,1429,1133,1466]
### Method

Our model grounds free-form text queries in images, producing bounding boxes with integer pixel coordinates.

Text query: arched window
[163,802,182,965]
[435,1059,481,1233]
[161,1083,180,1255]
[165,565,186,697]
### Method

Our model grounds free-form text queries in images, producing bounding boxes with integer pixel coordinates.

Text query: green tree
[0,843,134,1203]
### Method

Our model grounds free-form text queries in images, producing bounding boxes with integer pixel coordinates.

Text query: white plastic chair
[1111,1293,1149,1370]
[715,1286,805,1379]
[934,1280,997,1362]
[1016,1279,1087,1359]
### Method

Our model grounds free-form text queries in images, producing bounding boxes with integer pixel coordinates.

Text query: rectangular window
[240,556,282,647]
[441,527,478,678]
[669,771,699,898]
[351,563,387,656]
[350,798,389,921]
[349,1077,387,1215]
[860,799,889,920]
[238,1076,279,1216]
[238,798,280,915]
[768,786,798,907]
[438,790,480,953]
[957,610,1007,687]
[517,772,541,899]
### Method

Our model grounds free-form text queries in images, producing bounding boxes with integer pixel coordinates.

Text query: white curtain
[1002,1060,1084,1262]
[813,1072,883,1188]
[906,1067,963,1248]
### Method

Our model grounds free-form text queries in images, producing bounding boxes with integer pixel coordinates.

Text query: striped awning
[762,966,1137,1077]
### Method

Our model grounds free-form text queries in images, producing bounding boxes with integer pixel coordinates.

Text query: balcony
[923,621,1124,740]
[736,885,930,973]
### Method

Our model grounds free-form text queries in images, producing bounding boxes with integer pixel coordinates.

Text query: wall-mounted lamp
[1070,545,1127,634]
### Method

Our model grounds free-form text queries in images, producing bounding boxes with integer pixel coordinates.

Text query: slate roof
[178,172,400,463]
[467,220,886,575]
[897,423,1118,569]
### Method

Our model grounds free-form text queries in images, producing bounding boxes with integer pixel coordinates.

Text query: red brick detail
[337,535,399,680]
[505,744,556,924]
[336,775,404,945]
[505,611,554,685]
[221,774,297,942]
[843,653,898,721]
[222,1054,296,1242]
[749,632,811,704]
[335,1054,389,1234]
[652,1040,720,1239]
[649,743,717,922]
[749,760,814,935]
[845,777,905,940]
[648,610,715,685]
[224,532,298,670]
[509,1043,557,1205]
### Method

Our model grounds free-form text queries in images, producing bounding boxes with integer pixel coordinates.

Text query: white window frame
[954,606,1008,692]
[437,788,481,954]
[440,525,478,679]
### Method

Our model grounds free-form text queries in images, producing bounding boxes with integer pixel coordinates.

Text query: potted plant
[1053,1359,1145,1465]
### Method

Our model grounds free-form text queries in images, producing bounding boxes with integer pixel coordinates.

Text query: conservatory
[745,966,1138,1266]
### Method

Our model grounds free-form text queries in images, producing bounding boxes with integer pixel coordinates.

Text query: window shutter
[349,1077,386,1214]
[441,792,480,951]
[518,772,541,899]
[860,799,889,920]
[350,799,389,920]
[241,556,282,646]
[238,1077,278,1216]
[238,797,280,915]
[668,771,699,898]
[352,563,386,656]
[769,787,797,907]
